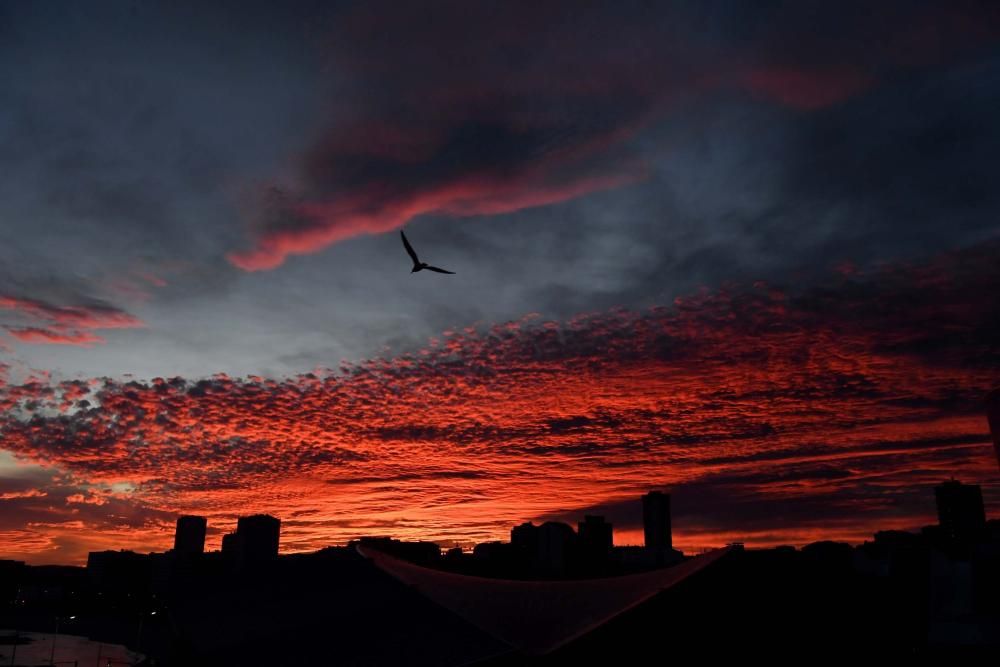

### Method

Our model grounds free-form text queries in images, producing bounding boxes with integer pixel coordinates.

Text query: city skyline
[2,2,1000,567]
[38,479,1000,569]
[7,478,996,663]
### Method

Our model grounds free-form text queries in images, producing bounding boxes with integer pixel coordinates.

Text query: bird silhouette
[401,230,455,274]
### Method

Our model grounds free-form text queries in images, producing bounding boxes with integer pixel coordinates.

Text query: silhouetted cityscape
[2,481,999,663]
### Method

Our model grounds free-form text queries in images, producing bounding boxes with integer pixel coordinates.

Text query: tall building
[536,522,577,573]
[511,522,539,551]
[173,515,207,556]
[236,514,281,562]
[935,480,986,545]
[578,515,613,555]
[221,531,242,557]
[642,491,672,550]
[511,521,539,568]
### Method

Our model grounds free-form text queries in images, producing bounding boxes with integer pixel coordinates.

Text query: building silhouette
[86,550,150,594]
[353,536,441,565]
[221,530,242,557]
[537,522,577,573]
[30,480,1000,662]
[511,522,538,548]
[642,491,672,550]
[935,480,986,546]
[238,514,281,560]
[578,515,613,555]
[222,514,281,567]
[471,541,511,566]
[174,515,207,556]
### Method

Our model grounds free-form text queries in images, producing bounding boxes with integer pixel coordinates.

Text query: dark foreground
[4,543,999,665]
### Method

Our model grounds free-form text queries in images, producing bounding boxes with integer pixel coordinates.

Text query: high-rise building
[511,522,539,551]
[935,480,986,545]
[221,531,242,556]
[236,514,281,562]
[536,522,577,573]
[511,521,539,568]
[173,515,207,556]
[578,515,613,555]
[642,491,672,550]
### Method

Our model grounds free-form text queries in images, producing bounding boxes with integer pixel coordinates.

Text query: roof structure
[358,545,733,655]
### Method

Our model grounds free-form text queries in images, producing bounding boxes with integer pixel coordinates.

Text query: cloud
[0,488,47,500]
[1,242,998,562]
[0,460,175,564]
[226,1,1000,271]
[5,327,106,346]
[0,294,144,347]
[742,66,875,110]
[0,296,143,329]
[227,168,643,271]
[66,492,108,506]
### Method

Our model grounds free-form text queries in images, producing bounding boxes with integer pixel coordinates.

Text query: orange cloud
[6,327,106,346]
[0,295,144,347]
[228,170,642,271]
[0,489,47,500]
[66,493,108,506]
[2,243,999,564]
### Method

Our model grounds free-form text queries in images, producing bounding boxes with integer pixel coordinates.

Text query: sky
[1,0,999,565]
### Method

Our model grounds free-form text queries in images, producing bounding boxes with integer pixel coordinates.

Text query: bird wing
[425,265,455,274]
[400,230,420,265]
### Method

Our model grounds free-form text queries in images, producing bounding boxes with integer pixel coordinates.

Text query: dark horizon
[16,477,997,570]
[4,477,998,663]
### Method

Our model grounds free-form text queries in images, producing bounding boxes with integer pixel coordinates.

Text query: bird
[400,230,455,274]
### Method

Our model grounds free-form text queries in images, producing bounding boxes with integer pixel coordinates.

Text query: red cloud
[66,492,108,506]
[5,327,105,346]
[0,489,47,500]
[0,296,143,329]
[742,67,874,110]
[228,169,642,271]
[2,243,999,563]
[0,295,144,347]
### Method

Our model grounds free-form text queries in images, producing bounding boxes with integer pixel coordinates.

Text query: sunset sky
[1,1,999,565]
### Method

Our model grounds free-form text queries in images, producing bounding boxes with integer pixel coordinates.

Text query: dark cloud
[0,1,997,379]
[227,0,1000,270]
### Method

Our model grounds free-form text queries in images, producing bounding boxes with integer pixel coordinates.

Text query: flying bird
[401,230,455,274]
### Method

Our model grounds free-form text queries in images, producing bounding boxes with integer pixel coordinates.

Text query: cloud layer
[2,1,1000,383]
[226,0,1000,270]
[2,244,998,563]
[0,295,145,347]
